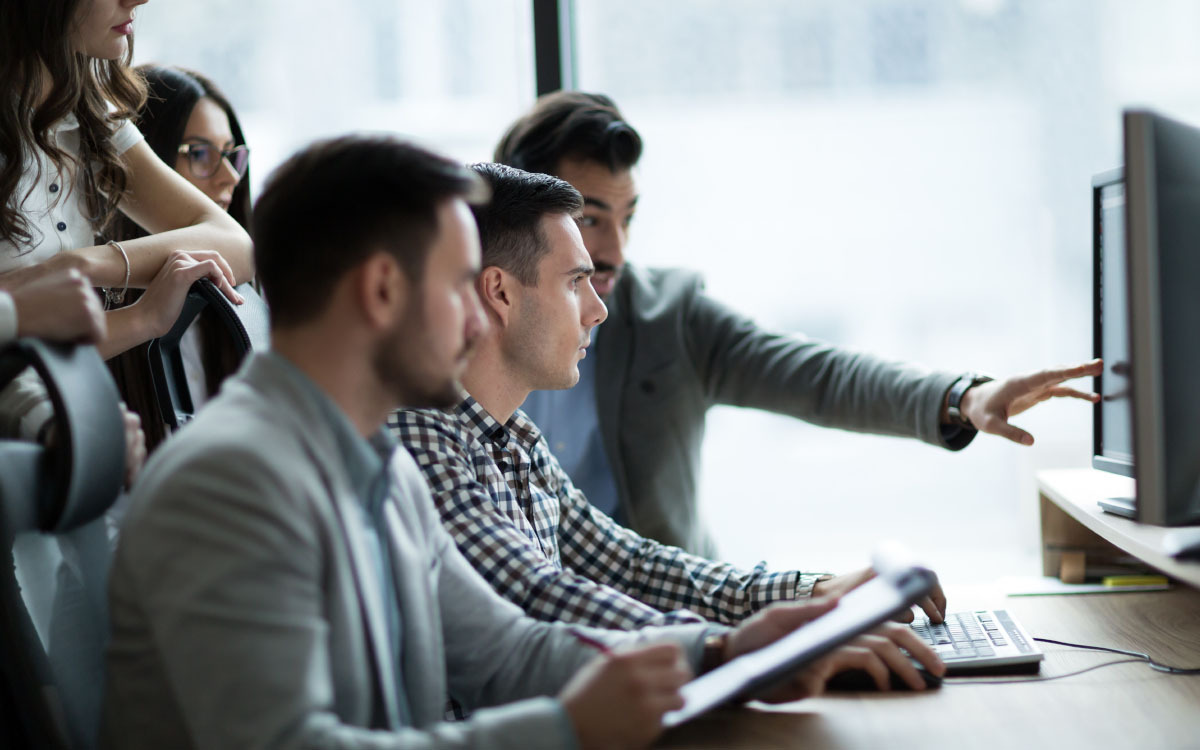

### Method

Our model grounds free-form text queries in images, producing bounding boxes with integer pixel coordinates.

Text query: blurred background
[134,0,1200,583]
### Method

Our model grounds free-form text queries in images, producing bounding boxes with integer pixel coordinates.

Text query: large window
[130,0,1200,584]
[574,0,1200,581]
[134,0,535,190]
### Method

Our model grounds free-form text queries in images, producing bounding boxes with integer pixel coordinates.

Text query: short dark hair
[468,163,582,286]
[493,91,642,177]
[253,136,487,328]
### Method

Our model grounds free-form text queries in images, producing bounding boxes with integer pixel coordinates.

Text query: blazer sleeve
[424,497,716,718]
[394,450,716,745]
[679,283,971,450]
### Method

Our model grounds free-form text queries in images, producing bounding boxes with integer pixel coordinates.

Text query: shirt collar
[51,113,80,135]
[264,352,396,501]
[455,393,544,450]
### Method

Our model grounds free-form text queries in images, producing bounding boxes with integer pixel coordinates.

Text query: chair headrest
[161,279,269,357]
[148,279,269,429]
[0,340,125,533]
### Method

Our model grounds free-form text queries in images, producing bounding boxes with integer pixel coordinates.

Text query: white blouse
[0,115,142,440]
[0,115,143,272]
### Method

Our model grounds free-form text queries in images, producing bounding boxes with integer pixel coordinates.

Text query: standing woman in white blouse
[0,0,253,361]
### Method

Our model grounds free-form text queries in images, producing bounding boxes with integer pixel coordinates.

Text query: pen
[569,628,613,655]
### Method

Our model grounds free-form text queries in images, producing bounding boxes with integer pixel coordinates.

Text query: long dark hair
[107,65,252,453]
[0,0,147,250]
[111,65,252,238]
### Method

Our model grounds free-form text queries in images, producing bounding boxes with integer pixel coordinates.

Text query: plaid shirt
[388,395,824,630]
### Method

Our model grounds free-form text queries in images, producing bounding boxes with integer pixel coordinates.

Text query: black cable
[1032,636,1200,675]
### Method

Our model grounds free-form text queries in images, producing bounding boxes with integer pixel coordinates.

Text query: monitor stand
[1098,496,1137,518]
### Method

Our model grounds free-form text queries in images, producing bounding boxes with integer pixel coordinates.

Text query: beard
[373,294,472,410]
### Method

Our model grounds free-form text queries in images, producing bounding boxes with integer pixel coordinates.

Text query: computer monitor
[1121,109,1200,526]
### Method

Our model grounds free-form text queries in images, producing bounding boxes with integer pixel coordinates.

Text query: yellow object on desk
[1102,574,1170,587]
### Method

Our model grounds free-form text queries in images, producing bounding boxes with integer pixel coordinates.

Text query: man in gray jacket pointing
[499,91,1101,558]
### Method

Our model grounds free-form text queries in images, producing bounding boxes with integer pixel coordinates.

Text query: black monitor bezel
[1091,167,1133,478]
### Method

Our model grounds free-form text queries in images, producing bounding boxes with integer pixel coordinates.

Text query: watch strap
[947,374,993,429]
[699,631,730,675]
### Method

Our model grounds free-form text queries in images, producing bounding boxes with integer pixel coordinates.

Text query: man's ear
[356,252,409,330]
[477,266,516,327]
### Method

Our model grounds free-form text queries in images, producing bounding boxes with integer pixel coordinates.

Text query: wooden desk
[659,588,1200,749]
[657,471,1200,749]
[1038,468,1200,588]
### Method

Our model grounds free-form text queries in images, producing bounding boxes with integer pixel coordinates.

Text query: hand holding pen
[559,628,692,749]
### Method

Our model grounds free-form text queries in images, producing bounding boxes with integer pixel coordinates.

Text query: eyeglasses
[176,141,250,179]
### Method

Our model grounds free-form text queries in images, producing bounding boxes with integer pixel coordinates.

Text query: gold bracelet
[103,239,130,308]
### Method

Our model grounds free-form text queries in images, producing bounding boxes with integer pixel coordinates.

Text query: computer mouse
[824,665,943,692]
[1163,528,1200,560]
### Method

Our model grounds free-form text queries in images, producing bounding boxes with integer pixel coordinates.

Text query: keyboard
[910,609,1044,674]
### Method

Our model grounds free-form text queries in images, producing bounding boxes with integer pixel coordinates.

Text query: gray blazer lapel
[381,499,445,726]
[325,475,404,729]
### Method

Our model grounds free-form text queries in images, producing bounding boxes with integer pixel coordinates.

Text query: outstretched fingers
[1033,359,1103,387]
[1045,385,1100,402]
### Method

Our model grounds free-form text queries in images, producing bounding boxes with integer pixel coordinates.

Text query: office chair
[148,279,269,429]
[0,340,126,750]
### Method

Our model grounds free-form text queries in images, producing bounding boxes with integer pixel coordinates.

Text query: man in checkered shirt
[389,162,947,631]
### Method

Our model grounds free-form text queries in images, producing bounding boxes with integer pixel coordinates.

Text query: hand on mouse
[789,623,946,697]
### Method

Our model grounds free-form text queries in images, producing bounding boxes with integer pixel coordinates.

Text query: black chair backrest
[147,279,268,429]
[0,340,126,750]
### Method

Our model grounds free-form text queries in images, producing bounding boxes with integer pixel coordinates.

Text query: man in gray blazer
[497,91,1102,557]
[103,136,941,749]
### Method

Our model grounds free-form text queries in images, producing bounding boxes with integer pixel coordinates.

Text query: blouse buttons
[56,222,67,232]
[49,183,59,193]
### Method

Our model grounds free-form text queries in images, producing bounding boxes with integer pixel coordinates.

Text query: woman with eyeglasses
[109,65,256,451]
[121,66,252,230]
[0,0,252,475]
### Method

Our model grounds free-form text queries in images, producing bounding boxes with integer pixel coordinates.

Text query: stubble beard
[508,299,579,392]
[374,296,467,410]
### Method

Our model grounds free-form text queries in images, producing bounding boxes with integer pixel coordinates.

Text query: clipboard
[663,545,937,727]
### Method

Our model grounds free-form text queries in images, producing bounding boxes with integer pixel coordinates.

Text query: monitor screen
[1092,172,1134,477]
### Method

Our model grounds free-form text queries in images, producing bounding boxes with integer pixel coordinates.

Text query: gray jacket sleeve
[681,283,969,450]
[400,457,715,712]
[433,526,714,705]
